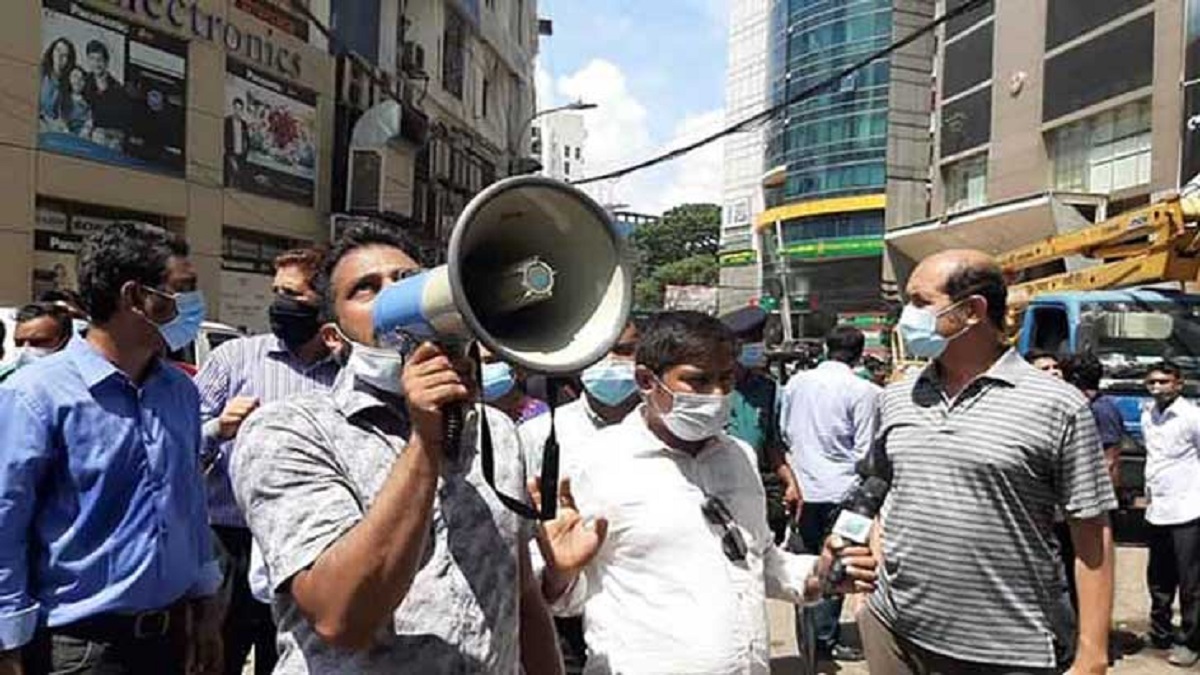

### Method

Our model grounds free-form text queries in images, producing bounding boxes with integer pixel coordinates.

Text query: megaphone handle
[442,402,464,463]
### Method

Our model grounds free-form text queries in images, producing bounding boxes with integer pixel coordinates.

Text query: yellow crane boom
[998,194,1200,322]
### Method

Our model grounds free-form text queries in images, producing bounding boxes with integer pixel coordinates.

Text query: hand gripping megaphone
[370,175,633,518]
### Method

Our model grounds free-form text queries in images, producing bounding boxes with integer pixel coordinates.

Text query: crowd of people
[0,222,1196,675]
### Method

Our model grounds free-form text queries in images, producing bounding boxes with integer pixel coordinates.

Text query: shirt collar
[1150,395,1191,419]
[918,347,1025,389]
[816,360,852,373]
[67,336,164,390]
[267,335,338,370]
[330,368,398,419]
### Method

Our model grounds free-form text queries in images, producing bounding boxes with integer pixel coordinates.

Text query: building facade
[718,0,771,313]
[885,0,1186,290]
[332,0,539,265]
[532,111,586,182]
[756,0,895,336]
[1,0,336,333]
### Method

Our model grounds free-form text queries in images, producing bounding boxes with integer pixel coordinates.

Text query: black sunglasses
[701,495,747,562]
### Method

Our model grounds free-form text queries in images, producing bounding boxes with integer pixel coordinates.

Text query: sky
[535,0,729,215]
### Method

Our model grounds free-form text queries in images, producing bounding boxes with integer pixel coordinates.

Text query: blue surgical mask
[897,300,968,359]
[581,358,638,406]
[738,342,767,369]
[482,361,517,402]
[150,289,206,353]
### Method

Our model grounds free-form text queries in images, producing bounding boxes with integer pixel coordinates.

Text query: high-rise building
[532,112,586,182]
[885,0,1185,291]
[756,0,897,336]
[718,0,771,313]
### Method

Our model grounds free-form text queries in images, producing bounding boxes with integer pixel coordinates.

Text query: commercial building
[0,0,336,332]
[885,0,1188,291]
[753,0,935,337]
[0,0,539,334]
[718,0,770,313]
[332,0,540,266]
[531,111,585,182]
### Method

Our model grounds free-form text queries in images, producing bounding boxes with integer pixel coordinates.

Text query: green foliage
[628,204,720,310]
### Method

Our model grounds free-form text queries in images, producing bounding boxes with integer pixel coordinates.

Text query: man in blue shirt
[0,223,223,674]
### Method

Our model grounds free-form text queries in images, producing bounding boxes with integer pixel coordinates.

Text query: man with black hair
[230,221,564,674]
[0,303,73,384]
[536,310,877,673]
[1062,352,1123,492]
[0,222,222,674]
[1026,349,1064,379]
[780,323,880,662]
[1140,361,1200,666]
[195,247,338,675]
[83,40,129,146]
[862,249,1116,674]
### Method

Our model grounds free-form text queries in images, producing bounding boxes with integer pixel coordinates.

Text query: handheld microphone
[826,435,892,588]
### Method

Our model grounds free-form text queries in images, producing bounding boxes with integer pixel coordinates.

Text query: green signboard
[780,236,883,261]
[719,249,757,267]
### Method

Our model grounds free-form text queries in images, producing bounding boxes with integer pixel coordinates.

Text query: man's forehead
[334,245,418,281]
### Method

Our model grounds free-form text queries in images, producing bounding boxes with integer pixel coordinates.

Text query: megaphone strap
[473,341,560,521]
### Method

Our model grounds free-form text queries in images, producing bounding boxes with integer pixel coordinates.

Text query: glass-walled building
[759,0,893,335]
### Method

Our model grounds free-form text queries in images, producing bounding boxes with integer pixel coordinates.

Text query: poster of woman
[38,0,187,176]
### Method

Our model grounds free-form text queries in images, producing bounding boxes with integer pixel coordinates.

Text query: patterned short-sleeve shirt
[231,370,530,674]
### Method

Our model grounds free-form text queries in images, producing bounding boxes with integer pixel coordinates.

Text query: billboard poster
[38,0,187,176]
[1184,0,1200,186]
[32,230,82,299]
[225,60,318,206]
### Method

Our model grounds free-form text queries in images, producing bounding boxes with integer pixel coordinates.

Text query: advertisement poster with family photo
[39,0,187,176]
[225,61,318,206]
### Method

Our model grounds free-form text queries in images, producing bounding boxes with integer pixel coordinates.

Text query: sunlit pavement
[769,545,1193,674]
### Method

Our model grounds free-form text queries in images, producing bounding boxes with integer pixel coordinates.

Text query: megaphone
[371,175,633,372]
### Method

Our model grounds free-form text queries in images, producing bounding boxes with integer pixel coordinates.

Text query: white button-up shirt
[520,396,611,480]
[781,361,880,503]
[560,409,818,674]
[1141,396,1200,525]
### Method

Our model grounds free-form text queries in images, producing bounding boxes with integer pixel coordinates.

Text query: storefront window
[1049,99,1151,194]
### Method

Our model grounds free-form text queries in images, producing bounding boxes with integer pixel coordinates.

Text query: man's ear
[320,322,342,352]
[119,280,143,314]
[963,295,988,327]
[634,365,655,392]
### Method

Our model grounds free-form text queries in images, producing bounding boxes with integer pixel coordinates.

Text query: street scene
[2,0,1200,674]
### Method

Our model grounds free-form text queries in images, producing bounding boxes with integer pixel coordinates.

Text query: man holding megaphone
[230,221,566,674]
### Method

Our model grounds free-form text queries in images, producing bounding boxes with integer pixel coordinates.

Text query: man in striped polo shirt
[860,250,1116,674]
[195,247,341,675]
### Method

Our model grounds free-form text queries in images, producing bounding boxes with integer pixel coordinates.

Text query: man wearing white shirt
[521,318,642,672]
[780,324,880,662]
[534,311,877,674]
[1140,361,1200,667]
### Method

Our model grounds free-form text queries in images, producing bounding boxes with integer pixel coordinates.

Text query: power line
[571,0,990,186]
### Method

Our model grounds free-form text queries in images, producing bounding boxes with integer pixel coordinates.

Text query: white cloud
[543,58,724,215]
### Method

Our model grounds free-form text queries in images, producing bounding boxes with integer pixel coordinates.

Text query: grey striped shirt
[868,349,1116,668]
[195,334,341,526]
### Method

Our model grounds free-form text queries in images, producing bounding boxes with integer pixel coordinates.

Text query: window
[943,153,988,213]
[943,23,992,98]
[442,9,465,99]
[940,87,992,157]
[564,145,571,158]
[564,161,571,176]
[1049,99,1151,194]
[513,0,524,45]
[574,147,581,160]
[946,0,993,38]
[481,78,490,117]
[1042,14,1153,122]
[1046,0,1150,49]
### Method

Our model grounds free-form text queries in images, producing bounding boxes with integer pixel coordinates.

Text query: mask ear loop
[472,341,558,521]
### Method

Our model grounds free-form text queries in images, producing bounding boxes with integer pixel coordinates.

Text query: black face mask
[269,295,321,351]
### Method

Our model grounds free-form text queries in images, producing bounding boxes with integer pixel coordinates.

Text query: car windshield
[1080,300,1200,379]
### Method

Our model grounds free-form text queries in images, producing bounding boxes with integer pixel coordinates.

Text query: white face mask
[336,325,406,395]
[15,346,53,368]
[650,377,732,442]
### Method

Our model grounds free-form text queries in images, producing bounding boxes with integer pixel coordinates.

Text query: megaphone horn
[372,176,633,374]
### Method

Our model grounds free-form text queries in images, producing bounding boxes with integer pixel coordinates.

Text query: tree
[628,204,720,310]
